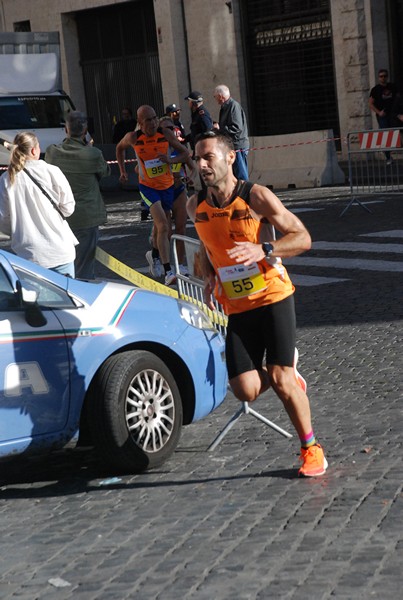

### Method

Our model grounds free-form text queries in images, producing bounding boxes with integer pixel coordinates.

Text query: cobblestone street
[1,187,402,599]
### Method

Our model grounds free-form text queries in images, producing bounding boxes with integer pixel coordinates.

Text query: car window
[0,265,18,310]
[14,267,76,309]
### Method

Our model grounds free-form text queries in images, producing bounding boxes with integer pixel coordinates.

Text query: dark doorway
[76,0,163,143]
[387,0,403,91]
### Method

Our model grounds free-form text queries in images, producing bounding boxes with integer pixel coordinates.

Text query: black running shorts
[225,294,296,380]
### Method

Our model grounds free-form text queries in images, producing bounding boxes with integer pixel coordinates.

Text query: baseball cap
[165,103,180,113]
[184,91,203,102]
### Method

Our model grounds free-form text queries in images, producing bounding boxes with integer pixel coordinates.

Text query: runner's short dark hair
[195,130,234,152]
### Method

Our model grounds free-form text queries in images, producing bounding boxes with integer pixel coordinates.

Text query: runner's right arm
[116,132,138,182]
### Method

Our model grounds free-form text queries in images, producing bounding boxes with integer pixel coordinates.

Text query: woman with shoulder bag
[0,132,78,277]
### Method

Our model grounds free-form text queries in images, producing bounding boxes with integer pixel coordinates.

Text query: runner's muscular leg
[230,367,271,403]
[268,364,313,438]
[150,201,171,264]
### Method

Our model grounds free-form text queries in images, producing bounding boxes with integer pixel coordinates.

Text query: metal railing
[342,127,403,216]
[171,234,228,336]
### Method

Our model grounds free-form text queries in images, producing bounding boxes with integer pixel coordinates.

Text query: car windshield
[0,95,75,129]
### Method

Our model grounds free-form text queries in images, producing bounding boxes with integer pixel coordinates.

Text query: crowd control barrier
[342,128,403,216]
[171,234,227,336]
[171,234,293,448]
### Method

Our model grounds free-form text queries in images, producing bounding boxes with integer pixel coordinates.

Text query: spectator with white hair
[213,84,250,180]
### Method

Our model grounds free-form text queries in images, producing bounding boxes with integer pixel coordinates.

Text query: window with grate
[240,0,339,138]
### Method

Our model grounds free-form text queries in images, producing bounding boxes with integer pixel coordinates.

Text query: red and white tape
[0,135,350,171]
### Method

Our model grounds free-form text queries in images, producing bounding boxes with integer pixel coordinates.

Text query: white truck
[0,31,76,166]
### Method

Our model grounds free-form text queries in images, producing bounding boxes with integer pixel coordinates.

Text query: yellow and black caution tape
[95,246,228,330]
[95,247,178,298]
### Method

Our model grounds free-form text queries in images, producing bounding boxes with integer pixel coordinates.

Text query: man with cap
[184,91,213,150]
[165,103,186,143]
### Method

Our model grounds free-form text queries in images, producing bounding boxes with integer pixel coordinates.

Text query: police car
[0,250,227,472]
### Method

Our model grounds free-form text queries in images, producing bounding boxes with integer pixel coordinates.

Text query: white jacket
[0,159,77,269]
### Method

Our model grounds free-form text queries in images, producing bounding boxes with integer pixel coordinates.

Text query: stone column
[331,0,390,157]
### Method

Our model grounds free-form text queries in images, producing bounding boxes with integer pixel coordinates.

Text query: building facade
[0,0,401,164]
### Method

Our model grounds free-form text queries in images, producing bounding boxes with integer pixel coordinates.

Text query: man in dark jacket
[214,84,249,180]
[45,111,110,279]
[184,91,213,150]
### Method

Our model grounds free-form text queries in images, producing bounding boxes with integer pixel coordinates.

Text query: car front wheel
[89,350,183,472]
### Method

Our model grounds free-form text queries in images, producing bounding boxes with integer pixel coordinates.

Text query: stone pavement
[0,186,402,599]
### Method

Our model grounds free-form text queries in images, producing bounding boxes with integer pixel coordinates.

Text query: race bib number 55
[218,262,267,299]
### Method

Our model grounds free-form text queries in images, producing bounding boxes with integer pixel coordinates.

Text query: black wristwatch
[262,242,274,257]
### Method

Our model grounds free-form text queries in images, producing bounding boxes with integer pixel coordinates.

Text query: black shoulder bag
[23,168,66,220]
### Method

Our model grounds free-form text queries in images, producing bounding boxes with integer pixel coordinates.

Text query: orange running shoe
[298,444,328,477]
[294,348,307,393]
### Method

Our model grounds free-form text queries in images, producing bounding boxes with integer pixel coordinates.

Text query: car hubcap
[125,369,175,453]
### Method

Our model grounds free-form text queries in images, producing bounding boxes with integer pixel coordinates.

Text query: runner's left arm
[158,129,193,167]
[227,184,311,266]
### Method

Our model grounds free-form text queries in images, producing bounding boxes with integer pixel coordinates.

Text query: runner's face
[139,110,159,136]
[195,138,233,186]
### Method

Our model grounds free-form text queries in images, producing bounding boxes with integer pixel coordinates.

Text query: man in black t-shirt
[369,69,397,163]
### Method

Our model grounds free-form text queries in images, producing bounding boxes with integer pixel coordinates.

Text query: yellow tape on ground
[95,246,228,329]
[95,247,178,298]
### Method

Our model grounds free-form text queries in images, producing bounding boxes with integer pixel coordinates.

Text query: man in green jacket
[45,111,110,279]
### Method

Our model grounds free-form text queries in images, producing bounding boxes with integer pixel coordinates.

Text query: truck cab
[0,32,76,165]
[0,92,75,164]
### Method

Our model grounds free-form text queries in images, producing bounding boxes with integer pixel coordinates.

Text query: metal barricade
[341,128,403,216]
[171,234,227,336]
[171,233,292,448]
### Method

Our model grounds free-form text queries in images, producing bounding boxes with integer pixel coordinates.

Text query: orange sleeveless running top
[194,181,294,315]
[133,129,174,190]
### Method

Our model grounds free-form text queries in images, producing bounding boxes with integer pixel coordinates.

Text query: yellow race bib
[144,158,169,178]
[171,162,182,173]
[218,262,267,299]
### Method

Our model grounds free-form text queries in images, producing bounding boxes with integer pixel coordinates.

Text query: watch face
[263,242,273,256]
